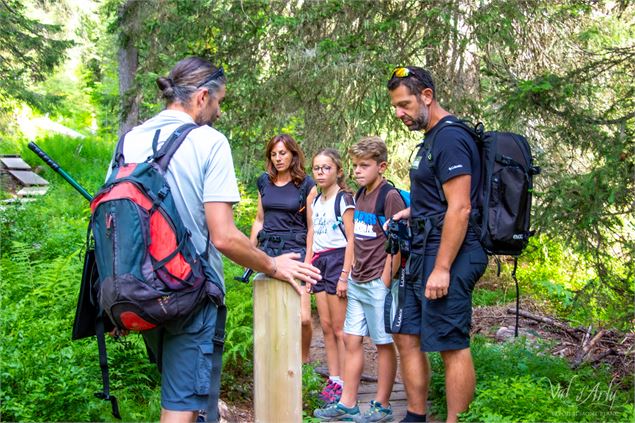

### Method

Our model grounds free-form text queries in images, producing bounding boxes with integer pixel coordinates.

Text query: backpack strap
[333,190,347,239]
[423,120,480,204]
[153,123,200,171]
[111,132,128,169]
[94,315,121,419]
[206,303,227,422]
[297,177,311,217]
[151,129,161,156]
[374,182,397,236]
[313,191,348,239]
[256,173,269,197]
[354,186,364,202]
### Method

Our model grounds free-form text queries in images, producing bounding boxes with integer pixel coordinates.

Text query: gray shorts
[142,300,218,411]
[344,277,393,345]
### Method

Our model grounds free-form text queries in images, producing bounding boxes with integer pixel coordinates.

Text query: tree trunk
[117,0,141,137]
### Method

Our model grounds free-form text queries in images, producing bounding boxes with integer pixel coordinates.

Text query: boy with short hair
[315,136,405,423]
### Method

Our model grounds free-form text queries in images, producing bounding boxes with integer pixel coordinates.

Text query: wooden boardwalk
[357,380,407,417]
[357,381,436,422]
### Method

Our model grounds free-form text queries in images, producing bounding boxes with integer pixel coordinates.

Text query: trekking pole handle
[28,141,60,171]
[28,142,94,202]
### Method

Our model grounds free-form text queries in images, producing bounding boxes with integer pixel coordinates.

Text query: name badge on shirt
[411,155,422,170]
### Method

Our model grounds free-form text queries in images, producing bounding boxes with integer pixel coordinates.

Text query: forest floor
[221,297,634,422]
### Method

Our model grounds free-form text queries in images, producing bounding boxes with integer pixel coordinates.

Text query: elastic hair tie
[167,77,175,87]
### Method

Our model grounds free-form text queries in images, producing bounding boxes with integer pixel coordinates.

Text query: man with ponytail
[109,57,320,423]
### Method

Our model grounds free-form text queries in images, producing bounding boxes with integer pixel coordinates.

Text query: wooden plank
[359,390,408,402]
[0,156,31,170]
[358,382,405,394]
[7,170,48,186]
[253,274,302,423]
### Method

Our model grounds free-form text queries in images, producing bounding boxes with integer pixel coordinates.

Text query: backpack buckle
[158,186,170,199]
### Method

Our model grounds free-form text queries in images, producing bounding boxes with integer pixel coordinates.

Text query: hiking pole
[234,268,254,283]
[28,142,93,202]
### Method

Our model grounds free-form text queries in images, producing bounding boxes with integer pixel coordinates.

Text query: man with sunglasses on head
[110,56,321,423]
[386,67,488,423]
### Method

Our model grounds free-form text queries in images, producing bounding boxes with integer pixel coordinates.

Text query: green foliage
[0,134,259,419]
[1,134,112,259]
[427,336,634,422]
[0,1,73,111]
[463,375,577,422]
[472,286,516,308]
[514,235,633,330]
[302,364,324,421]
[0,242,160,422]
[220,261,255,401]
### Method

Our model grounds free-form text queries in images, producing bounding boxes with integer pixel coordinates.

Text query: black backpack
[424,120,540,256]
[425,120,540,335]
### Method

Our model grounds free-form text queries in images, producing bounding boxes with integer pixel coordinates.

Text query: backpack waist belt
[411,210,481,244]
[257,230,307,256]
[257,230,306,244]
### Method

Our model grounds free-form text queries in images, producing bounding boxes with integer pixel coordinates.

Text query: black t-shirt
[409,116,481,255]
[258,173,315,251]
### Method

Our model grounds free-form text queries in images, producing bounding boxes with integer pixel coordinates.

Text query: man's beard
[195,99,217,126]
[408,102,429,131]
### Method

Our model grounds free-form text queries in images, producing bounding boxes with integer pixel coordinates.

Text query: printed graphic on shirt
[313,211,333,235]
[354,210,378,240]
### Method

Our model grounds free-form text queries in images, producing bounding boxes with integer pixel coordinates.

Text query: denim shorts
[396,247,487,352]
[344,277,393,345]
[142,300,218,411]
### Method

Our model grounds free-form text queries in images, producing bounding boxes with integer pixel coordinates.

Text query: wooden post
[253,273,302,423]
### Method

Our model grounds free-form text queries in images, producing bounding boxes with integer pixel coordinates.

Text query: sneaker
[354,400,393,423]
[314,402,361,421]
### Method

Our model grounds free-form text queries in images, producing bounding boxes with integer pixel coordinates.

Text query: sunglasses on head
[197,66,225,88]
[391,66,415,79]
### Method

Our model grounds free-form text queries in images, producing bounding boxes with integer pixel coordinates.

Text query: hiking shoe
[314,402,361,421]
[318,379,343,405]
[354,400,393,423]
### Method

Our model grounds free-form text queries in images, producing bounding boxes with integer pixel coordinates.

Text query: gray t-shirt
[106,109,241,290]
